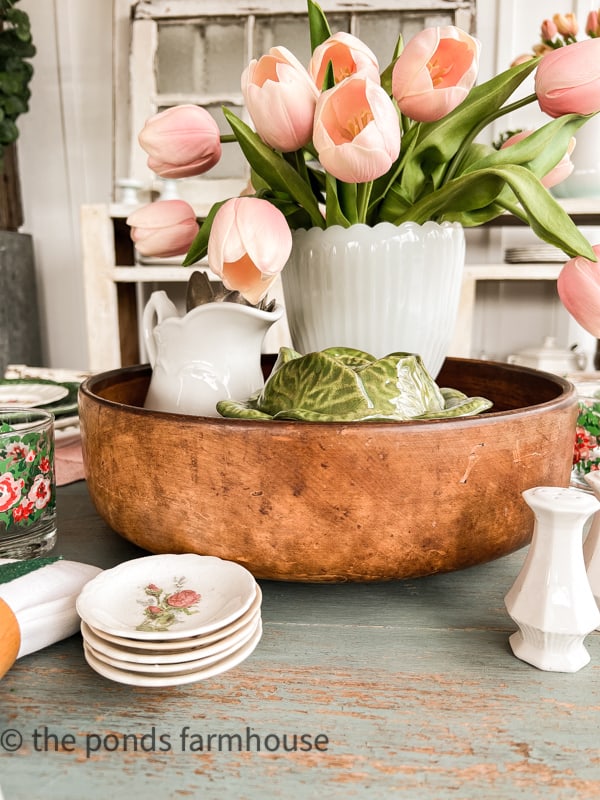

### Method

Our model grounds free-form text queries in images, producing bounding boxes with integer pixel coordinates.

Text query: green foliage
[0,0,35,155]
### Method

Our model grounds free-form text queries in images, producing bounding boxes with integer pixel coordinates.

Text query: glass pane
[254,14,350,65]
[157,20,246,95]
[357,12,455,63]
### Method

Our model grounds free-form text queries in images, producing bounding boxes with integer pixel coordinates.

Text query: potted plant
[0,0,40,374]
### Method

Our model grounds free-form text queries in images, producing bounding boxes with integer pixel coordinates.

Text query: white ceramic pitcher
[142,290,283,416]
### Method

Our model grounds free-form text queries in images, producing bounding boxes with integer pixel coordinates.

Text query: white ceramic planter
[280,221,465,378]
[505,486,600,673]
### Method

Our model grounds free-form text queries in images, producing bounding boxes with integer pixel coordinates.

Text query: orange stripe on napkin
[0,597,20,679]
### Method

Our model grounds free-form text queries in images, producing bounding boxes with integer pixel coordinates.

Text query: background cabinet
[81,200,600,372]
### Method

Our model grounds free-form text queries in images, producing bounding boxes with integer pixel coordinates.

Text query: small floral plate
[82,621,262,687]
[81,584,263,652]
[76,554,257,640]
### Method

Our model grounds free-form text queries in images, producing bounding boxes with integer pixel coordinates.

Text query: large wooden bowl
[79,359,577,582]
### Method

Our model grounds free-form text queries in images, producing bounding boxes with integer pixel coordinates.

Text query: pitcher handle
[142,290,178,367]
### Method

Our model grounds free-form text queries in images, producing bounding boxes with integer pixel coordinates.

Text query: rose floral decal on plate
[136,578,201,633]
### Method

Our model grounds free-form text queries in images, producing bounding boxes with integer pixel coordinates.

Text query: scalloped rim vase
[280,221,465,379]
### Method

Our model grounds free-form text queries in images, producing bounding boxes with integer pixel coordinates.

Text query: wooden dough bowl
[79,359,577,583]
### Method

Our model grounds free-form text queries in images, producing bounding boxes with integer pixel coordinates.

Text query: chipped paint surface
[2,484,600,798]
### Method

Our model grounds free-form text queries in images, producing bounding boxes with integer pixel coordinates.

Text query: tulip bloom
[242,46,319,152]
[313,74,400,184]
[207,197,292,305]
[500,129,575,189]
[138,105,222,179]
[391,26,480,123]
[535,38,600,117]
[309,32,380,89]
[127,200,199,258]
[558,245,600,336]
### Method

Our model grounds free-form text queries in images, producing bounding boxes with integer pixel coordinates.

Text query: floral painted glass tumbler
[571,382,600,489]
[0,408,56,558]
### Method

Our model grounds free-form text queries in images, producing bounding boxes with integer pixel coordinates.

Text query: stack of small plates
[504,245,567,264]
[76,554,262,687]
[0,377,81,443]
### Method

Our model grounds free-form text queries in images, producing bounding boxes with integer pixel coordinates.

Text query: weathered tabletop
[1,481,600,799]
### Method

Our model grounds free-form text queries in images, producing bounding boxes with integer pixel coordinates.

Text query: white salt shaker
[583,471,600,625]
[504,486,600,672]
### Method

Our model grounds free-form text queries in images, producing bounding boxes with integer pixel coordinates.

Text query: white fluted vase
[504,486,600,672]
[280,221,465,379]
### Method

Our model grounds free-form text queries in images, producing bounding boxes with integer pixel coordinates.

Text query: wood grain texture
[79,359,578,582]
[1,483,600,799]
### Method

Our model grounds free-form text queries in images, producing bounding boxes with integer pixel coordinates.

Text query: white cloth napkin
[0,557,101,658]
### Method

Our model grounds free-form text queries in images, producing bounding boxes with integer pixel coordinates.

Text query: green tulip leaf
[386,164,596,259]
[464,114,590,181]
[182,200,225,266]
[223,108,325,229]
[307,0,331,51]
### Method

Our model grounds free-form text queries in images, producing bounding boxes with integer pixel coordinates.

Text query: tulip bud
[313,74,400,184]
[127,200,199,258]
[535,38,600,117]
[558,245,600,337]
[138,105,222,179]
[391,26,480,123]
[242,46,319,152]
[540,19,559,44]
[309,32,380,89]
[553,12,578,39]
[586,10,600,38]
[207,197,292,305]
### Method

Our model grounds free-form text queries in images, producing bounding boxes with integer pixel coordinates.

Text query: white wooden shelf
[81,202,600,373]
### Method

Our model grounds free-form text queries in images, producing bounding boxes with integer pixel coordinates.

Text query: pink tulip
[241,46,319,152]
[535,38,600,117]
[207,197,292,305]
[309,32,380,89]
[541,19,558,43]
[138,105,222,179]
[586,10,600,38]
[391,26,480,123]
[312,74,400,184]
[558,245,600,336]
[127,200,199,258]
[500,129,575,189]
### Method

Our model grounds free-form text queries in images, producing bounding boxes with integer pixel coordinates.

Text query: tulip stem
[357,182,373,224]
[220,134,237,144]
[443,92,538,185]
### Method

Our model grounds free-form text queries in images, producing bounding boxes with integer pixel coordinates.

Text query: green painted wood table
[2,481,600,799]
